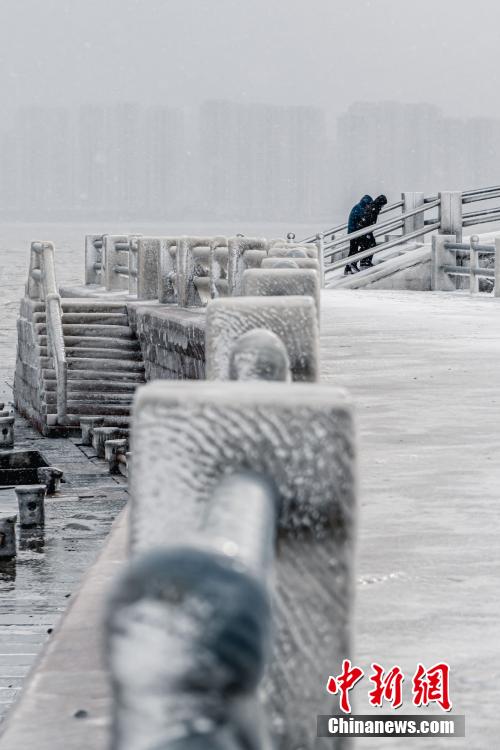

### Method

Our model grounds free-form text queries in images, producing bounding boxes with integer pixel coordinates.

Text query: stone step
[44,401,132,416]
[67,402,132,416]
[44,391,133,405]
[62,336,140,350]
[67,357,145,373]
[61,300,128,314]
[63,313,129,326]
[43,368,145,383]
[36,324,135,339]
[64,414,131,428]
[46,379,140,393]
[34,312,129,326]
[40,347,143,361]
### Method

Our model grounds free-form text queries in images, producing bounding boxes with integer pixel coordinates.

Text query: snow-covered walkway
[321,288,500,747]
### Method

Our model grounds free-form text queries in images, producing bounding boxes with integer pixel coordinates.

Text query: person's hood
[360,195,373,207]
[374,194,388,206]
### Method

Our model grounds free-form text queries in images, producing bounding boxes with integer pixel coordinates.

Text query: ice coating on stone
[205,296,319,382]
[158,237,178,304]
[229,329,291,382]
[137,237,161,301]
[107,547,272,750]
[261,257,319,271]
[268,244,318,260]
[227,237,269,296]
[129,380,356,748]
[242,268,320,321]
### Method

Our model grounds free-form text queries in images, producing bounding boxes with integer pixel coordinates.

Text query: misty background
[0,0,499,224]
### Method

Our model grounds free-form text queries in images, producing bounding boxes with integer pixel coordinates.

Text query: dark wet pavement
[0,415,126,722]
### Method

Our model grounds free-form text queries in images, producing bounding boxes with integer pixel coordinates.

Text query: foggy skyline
[1,98,498,222]
[1,0,499,120]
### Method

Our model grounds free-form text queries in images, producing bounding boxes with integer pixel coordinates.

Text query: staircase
[34,300,145,428]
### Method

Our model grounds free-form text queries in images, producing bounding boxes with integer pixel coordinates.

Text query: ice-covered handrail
[306,185,500,279]
[432,234,500,295]
[107,471,278,750]
[27,242,67,423]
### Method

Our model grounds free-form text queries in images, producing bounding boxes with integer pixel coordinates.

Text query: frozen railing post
[158,238,178,304]
[439,191,463,242]
[431,234,457,291]
[107,380,356,749]
[136,237,160,300]
[85,234,105,285]
[205,296,319,381]
[176,236,204,307]
[104,235,131,292]
[402,192,425,241]
[315,232,325,286]
[208,236,228,299]
[242,268,321,321]
[469,235,480,294]
[227,237,269,296]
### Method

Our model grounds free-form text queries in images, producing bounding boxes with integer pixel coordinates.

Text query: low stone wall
[127,303,206,381]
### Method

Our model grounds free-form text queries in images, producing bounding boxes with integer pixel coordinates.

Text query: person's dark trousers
[359,234,376,268]
[345,238,361,273]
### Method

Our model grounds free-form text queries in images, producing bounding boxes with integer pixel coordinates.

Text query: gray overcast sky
[0,0,497,118]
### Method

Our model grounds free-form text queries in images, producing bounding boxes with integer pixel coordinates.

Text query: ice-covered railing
[84,233,324,303]
[104,258,354,747]
[299,186,500,279]
[431,233,500,295]
[26,241,67,424]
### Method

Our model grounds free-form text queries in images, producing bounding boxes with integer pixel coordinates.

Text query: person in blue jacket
[359,194,388,268]
[344,195,372,275]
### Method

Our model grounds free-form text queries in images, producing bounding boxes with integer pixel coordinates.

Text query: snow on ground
[321,288,500,748]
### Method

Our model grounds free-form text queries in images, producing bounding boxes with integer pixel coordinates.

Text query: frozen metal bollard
[80,416,105,446]
[205,296,319,381]
[128,380,356,748]
[37,466,63,495]
[15,485,46,527]
[0,517,17,559]
[229,329,291,382]
[107,472,277,750]
[0,415,15,450]
[105,439,128,474]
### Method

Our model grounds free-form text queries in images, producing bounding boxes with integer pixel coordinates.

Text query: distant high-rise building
[199,100,330,221]
[335,101,500,214]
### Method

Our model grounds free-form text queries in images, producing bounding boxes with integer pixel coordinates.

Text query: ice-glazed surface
[205,296,320,382]
[130,380,356,749]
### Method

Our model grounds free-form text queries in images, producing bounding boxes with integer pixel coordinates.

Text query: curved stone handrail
[27,241,67,423]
